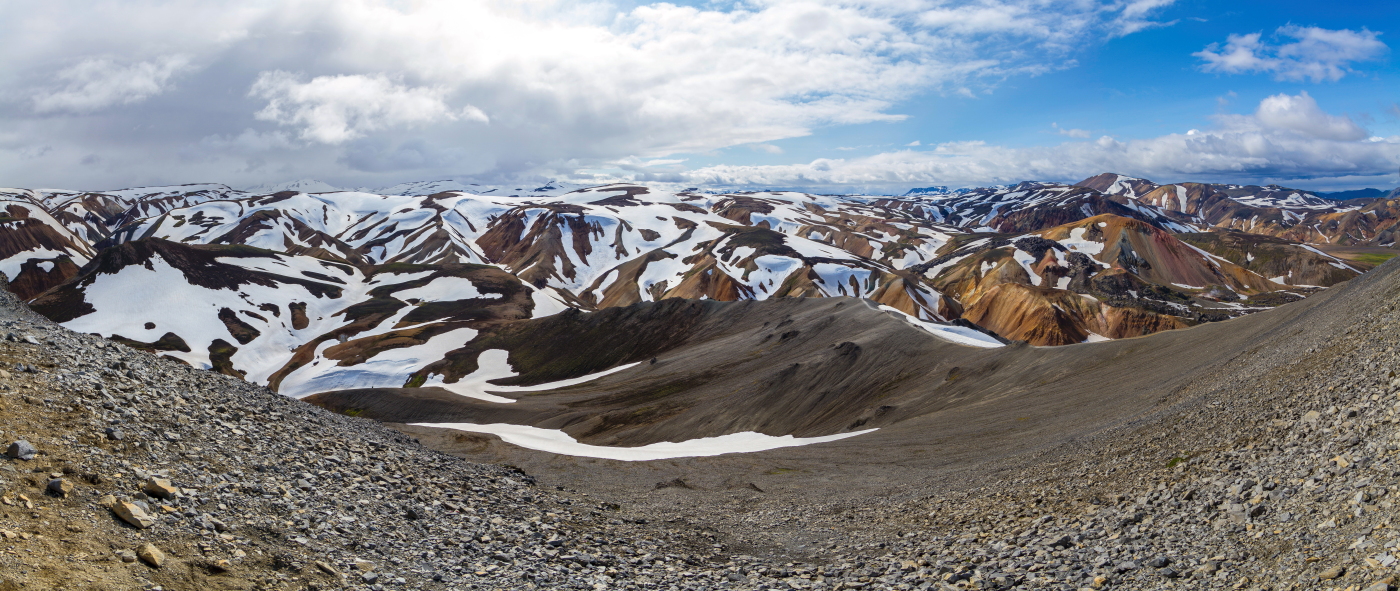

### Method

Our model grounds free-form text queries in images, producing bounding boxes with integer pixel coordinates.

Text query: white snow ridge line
[409,424,879,461]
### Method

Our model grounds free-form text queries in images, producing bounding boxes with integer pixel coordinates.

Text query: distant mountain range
[0,172,1391,401]
[1316,187,1398,201]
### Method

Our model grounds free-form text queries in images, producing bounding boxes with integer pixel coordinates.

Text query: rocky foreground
[0,287,718,591]
[2,256,1400,591]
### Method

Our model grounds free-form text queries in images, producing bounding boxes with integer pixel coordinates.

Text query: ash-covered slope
[304,243,1353,460]
[402,250,1400,590]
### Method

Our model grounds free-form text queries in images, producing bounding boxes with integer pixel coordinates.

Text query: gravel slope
[0,279,723,591]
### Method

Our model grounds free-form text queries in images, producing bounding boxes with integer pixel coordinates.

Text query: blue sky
[675,0,1400,190]
[0,0,1395,192]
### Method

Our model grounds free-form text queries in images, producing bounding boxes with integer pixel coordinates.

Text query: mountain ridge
[0,172,1389,404]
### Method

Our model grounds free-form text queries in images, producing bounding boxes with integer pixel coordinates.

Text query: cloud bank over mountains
[680,92,1397,191]
[0,0,1394,191]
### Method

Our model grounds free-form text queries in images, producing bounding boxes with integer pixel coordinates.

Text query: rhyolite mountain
[0,173,1383,399]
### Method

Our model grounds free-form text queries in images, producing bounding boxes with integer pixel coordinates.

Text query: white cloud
[915,0,1176,46]
[31,56,192,114]
[677,93,1399,189]
[1249,91,1366,141]
[1195,26,1388,82]
[1052,123,1091,138]
[906,140,922,146]
[1112,0,1179,37]
[749,143,785,154]
[0,0,1196,189]
[250,72,478,144]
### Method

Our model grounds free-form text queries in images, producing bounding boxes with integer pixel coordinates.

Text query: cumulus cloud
[250,72,480,144]
[1249,91,1366,141]
[1195,26,1388,82]
[32,56,192,114]
[678,93,1399,189]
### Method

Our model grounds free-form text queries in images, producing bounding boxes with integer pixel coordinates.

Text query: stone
[142,477,179,499]
[209,559,231,573]
[104,427,124,441]
[315,561,342,577]
[354,559,374,572]
[118,549,137,563]
[1361,583,1390,591]
[113,501,156,529]
[1319,565,1346,580]
[5,440,36,460]
[46,478,73,497]
[1146,557,1170,568]
[98,494,117,508]
[136,543,165,568]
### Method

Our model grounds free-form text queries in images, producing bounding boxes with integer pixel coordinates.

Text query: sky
[0,0,1396,194]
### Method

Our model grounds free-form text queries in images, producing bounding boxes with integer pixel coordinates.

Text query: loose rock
[136,543,165,568]
[5,440,36,460]
[112,501,155,529]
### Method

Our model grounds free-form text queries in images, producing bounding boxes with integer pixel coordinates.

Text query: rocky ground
[4,257,1400,590]
[569,260,1400,591]
[0,286,722,591]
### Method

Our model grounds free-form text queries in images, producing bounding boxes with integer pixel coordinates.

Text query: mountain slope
[4,174,1393,398]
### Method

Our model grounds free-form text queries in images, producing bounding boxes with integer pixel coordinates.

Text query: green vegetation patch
[1352,252,1398,265]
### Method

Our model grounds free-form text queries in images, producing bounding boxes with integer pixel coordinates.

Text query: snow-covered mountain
[2,173,1387,400]
[1076,172,1400,245]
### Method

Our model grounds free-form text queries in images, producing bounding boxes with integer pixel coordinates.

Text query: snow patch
[279,328,480,398]
[410,423,879,461]
[877,305,1003,348]
[393,276,498,301]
